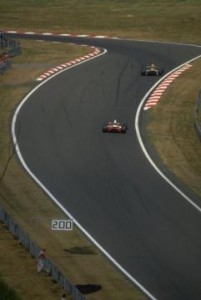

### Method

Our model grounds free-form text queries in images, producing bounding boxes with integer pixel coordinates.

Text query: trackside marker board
[51,219,73,231]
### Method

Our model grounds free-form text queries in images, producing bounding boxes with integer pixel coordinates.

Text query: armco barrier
[0,206,85,300]
[6,39,22,57]
[194,90,201,140]
[0,56,11,74]
[1,36,22,57]
[0,35,21,74]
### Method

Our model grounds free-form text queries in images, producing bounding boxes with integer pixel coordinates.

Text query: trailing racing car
[141,63,164,76]
[102,119,127,133]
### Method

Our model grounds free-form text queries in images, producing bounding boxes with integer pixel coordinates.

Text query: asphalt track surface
[10,33,201,300]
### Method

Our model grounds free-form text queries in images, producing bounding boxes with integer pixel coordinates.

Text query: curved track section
[10,33,201,300]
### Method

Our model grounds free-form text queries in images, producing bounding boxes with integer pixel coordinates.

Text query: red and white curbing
[4,30,193,92]
[4,30,118,81]
[143,64,192,110]
[36,46,102,81]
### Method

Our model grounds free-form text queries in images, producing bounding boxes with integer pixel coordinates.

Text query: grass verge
[0,222,62,300]
[0,0,201,44]
[0,272,21,300]
[146,58,201,199]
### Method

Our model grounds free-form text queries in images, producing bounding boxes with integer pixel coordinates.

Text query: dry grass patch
[0,222,64,300]
[146,58,201,198]
[1,0,201,44]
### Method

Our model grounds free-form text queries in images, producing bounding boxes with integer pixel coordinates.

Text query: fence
[194,90,201,140]
[0,34,21,74]
[0,55,11,74]
[5,38,22,57]
[0,206,85,300]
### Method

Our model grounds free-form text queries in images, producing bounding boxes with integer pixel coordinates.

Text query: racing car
[141,63,164,76]
[102,119,127,133]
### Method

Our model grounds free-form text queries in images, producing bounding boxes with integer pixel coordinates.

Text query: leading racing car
[141,63,164,76]
[102,120,127,133]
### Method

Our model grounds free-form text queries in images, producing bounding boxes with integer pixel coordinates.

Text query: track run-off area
[8,31,201,300]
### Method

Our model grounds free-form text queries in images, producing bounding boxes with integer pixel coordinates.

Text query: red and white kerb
[143,64,192,110]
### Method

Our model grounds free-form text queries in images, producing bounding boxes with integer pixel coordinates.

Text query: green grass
[0,277,21,300]
[0,1,201,299]
[146,59,201,198]
[0,0,201,43]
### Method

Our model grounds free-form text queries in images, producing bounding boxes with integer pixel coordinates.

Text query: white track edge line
[11,46,157,300]
[135,54,201,214]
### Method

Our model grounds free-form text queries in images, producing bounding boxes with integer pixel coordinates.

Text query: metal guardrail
[194,90,201,140]
[0,56,12,74]
[0,206,85,300]
[6,39,22,57]
[0,34,21,74]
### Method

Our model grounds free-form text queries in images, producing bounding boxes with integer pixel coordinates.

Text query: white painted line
[77,34,89,37]
[59,33,72,36]
[11,42,157,300]
[94,35,107,38]
[136,54,201,215]
[162,79,174,83]
[147,100,159,104]
[144,106,156,109]
[173,70,183,74]
[25,31,35,35]
[6,30,17,33]
[151,92,163,96]
[155,86,167,90]
[168,75,179,79]
[42,32,53,35]
[147,97,159,101]
[159,84,169,88]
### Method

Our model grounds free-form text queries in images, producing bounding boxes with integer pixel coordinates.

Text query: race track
[11,33,201,300]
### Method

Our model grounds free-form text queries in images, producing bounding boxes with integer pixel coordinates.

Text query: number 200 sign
[51,219,73,231]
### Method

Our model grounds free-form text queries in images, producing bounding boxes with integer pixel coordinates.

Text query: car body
[102,120,127,133]
[141,63,164,76]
